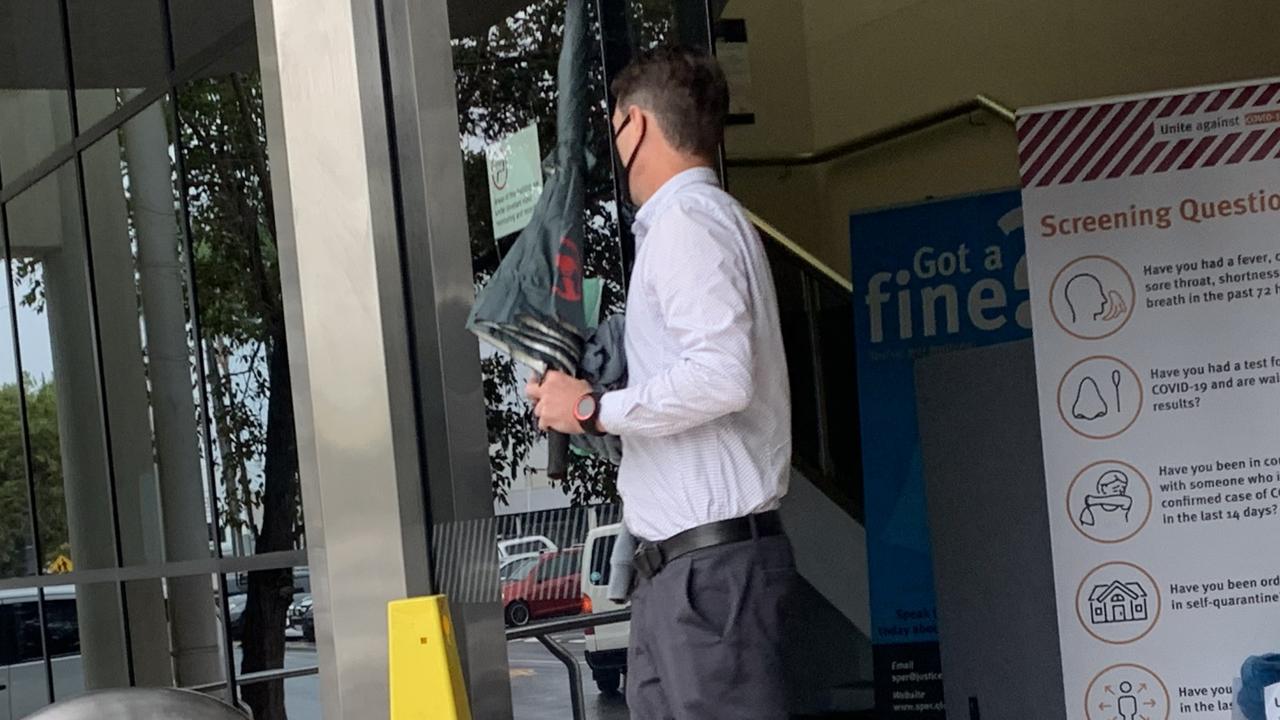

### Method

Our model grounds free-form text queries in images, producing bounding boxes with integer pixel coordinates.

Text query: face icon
[1097,470,1129,497]
[1065,273,1108,323]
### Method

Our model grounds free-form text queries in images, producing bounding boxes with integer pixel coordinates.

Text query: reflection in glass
[0,229,35,579]
[453,0,626,507]
[168,0,257,71]
[816,283,859,508]
[4,164,115,575]
[3,587,53,717]
[66,0,167,129]
[0,0,74,181]
[178,70,300,720]
[179,72,299,559]
[81,98,212,569]
[284,675,322,720]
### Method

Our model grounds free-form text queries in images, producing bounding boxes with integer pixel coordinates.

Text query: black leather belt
[632,511,783,580]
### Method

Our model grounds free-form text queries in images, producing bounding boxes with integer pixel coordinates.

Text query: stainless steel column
[253,0,444,717]
[378,0,513,715]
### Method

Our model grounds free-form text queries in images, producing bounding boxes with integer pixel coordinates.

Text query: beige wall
[724,0,1280,277]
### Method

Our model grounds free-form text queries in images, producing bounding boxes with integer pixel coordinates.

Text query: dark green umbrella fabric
[468,0,589,478]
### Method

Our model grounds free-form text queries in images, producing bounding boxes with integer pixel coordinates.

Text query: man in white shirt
[527,45,793,719]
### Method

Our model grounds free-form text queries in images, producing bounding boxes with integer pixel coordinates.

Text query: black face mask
[612,113,644,212]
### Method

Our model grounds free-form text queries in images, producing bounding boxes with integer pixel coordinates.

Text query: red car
[502,548,584,627]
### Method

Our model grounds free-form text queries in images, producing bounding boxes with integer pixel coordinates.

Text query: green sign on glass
[485,123,545,239]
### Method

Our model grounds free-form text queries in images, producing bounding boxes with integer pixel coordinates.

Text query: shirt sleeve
[598,202,756,438]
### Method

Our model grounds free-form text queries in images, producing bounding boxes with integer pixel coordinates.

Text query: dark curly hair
[611,45,729,161]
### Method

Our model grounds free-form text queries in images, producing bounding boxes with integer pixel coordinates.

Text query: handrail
[187,665,320,693]
[727,94,1016,168]
[746,208,852,292]
[506,608,631,640]
[505,609,632,720]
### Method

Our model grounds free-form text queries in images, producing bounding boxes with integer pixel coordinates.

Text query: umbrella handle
[547,431,571,480]
[534,371,571,480]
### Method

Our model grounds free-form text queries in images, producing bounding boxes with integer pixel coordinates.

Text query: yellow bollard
[388,595,472,719]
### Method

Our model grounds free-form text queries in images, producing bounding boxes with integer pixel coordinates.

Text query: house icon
[1088,581,1149,624]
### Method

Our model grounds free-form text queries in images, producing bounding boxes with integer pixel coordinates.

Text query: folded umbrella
[468,0,590,479]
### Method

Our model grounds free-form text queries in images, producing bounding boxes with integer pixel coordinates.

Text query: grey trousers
[626,534,796,720]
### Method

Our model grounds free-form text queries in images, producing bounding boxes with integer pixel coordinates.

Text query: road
[508,631,630,720]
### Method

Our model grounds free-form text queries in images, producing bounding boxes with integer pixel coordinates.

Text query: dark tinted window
[556,552,581,579]
[0,604,13,664]
[536,555,561,582]
[536,552,580,582]
[44,599,79,658]
[589,535,617,587]
[10,601,44,663]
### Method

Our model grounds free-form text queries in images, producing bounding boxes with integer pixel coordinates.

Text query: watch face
[574,394,597,421]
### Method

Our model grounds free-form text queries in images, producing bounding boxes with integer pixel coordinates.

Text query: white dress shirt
[599,167,791,542]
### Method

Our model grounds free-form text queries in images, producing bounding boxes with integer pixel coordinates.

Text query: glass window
[66,0,167,129]
[168,0,257,71]
[767,246,823,473]
[9,596,44,663]
[454,0,627,504]
[234,566,308,718]
[284,675,321,720]
[816,281,861,514]
[5,163,117,574]
[502,555,539,582]
[43,597,79,658]
[81,98,214,567]
[0,0,73,182]
[0,222,34,580]
[176,70,300,561]
[588,534,616,586]
[0,601,13,664]
[535,556,557,583]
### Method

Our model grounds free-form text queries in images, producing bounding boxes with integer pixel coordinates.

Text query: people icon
[1118,680,1138,720]
[1080,470,1132,526]
[1065,272,1128,325]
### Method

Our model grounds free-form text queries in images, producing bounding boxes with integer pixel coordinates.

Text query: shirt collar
[633,166,720,244]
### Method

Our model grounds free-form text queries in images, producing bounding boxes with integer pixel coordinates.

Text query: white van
[580,523,629,695]
[0,586,84,720]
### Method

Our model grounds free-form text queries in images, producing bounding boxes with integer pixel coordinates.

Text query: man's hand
[526,371,594,435]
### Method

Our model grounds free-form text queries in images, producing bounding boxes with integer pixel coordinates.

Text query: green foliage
[0,378,69,578]
[455,0,672,506]
[179,72,299,720]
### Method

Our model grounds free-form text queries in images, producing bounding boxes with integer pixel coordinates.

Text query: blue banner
[851,190,1030,715]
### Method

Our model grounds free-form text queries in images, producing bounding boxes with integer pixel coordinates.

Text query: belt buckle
[633,543,665,579]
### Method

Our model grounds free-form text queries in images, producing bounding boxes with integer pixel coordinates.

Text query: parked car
[581,524,629,695]
[226,593,247,640]
[501,547,583,627]
[289,593,315,642]
[0,586,84,719]
[499,553,541,582]
[497,535,557,561]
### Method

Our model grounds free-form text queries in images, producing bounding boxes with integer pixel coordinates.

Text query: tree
[455,0,672,506]
[0,378,69,578]
[179,73,299,720]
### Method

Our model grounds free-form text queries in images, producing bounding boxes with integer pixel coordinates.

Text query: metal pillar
[377,0,512,714]
[121,99,223,687]
[75,90,177,690]
[253,0,438,716]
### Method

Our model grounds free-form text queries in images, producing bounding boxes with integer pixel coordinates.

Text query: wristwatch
[573,392,606,436]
